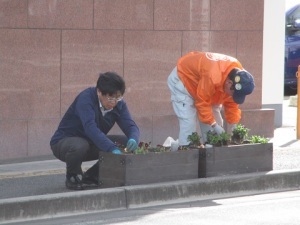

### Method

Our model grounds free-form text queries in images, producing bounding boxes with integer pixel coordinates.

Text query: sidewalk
[271,96,300,171]
[1,97,300,223]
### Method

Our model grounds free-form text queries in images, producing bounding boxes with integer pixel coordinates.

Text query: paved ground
[271,96,300,170]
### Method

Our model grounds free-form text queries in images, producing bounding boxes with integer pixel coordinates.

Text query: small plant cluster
[115,141,171,154]
[231,124,249,144]
[114,123,269,154]
[134,142,151,154]
[204,123,269,146]
[135,142,172,154]
[186,132,205,149]
[250,135,268,144]
[149,144,170,153]
[206,131,231,146]
[187,132,201,147]
[231,124,269,144]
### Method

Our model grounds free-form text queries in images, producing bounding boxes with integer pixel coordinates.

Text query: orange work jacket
[177,52,243,125]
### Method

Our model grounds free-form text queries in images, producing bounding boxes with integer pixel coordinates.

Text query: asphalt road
[6,190,300,225]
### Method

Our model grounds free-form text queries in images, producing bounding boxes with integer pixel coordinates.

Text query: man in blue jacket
[50,72,140,190]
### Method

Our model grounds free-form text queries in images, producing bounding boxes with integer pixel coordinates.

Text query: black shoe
[65,174,83,190]
[82,173,98,186]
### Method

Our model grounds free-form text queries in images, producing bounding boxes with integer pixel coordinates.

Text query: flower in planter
[134,142,151,154]
[231,124,249,144]
[148,144,170,153]
[231,124,270,145]
[114,141,162,154]
[206,130,231,146]
[250,135,269,144]
[135,142,174,154]
[113,141,151,154]
[186,132,205,149]
[187,132,201,146]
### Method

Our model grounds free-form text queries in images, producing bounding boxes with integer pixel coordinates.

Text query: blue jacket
[50,87,140,152]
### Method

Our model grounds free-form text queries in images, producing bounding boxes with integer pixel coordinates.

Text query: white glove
[228,123,237,132]
[212,123,225,135]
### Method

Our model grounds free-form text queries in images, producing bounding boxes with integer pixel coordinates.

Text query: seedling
[231,124,249,144]
[187,132,201,147]
[250,135,269,144]
[206,130,231,146]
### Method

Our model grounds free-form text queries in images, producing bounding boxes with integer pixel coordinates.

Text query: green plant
[148,144,170,153]
[220,132,231,144]
[232,124,249,140]
[187,132,201,147]
[134,142,151,154]
[250,135,269,144]
[206,131,231,146]
[134,142,172,154]
[231,124,250,144]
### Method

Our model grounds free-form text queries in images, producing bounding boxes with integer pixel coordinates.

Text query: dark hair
[96,72,125,96]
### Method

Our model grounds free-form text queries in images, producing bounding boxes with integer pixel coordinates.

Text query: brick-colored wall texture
[0,0,265,160]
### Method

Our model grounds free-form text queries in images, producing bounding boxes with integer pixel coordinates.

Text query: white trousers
[167,67,223,145]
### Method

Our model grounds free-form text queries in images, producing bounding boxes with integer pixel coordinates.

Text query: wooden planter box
[98,149,199,188]
[198,143,273,178]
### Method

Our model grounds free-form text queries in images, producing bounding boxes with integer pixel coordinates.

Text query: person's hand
[228,123,237,132]
[126,139,138,152]
[212,123,225,135]
[112,149,122,155]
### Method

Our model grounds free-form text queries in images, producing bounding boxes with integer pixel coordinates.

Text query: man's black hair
[96,72,126,96]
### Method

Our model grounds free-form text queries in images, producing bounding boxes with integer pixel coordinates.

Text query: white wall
[262,0,286,126]
[262,0,286,105]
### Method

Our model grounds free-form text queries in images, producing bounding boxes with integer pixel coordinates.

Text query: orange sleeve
[223,97,241,124]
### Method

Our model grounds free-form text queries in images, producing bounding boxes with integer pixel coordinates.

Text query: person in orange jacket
[167,52,255,146]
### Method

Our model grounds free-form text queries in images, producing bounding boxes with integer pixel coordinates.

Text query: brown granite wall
[0,0,270,160]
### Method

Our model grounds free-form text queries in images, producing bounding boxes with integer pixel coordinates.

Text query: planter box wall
[198,143,273,178]
[98,149,199,188]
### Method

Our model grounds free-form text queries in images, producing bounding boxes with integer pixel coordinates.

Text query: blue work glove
[212,123,225,135]
[112,149,122,155]
[126,139,138,152]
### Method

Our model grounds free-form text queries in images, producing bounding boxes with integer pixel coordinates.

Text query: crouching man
[50,72,140,190]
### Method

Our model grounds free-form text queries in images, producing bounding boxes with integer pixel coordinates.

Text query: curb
[1,169,300,223]
[0,188,126,223]
[125,169,300,208]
